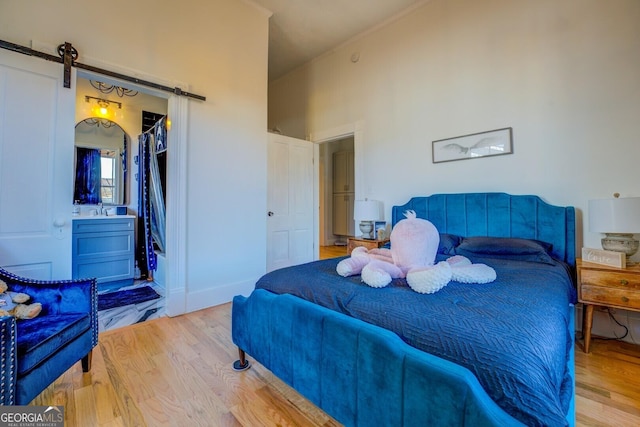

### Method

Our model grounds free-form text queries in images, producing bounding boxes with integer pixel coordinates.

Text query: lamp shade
[588,197,640,233]
[354,199,382,221]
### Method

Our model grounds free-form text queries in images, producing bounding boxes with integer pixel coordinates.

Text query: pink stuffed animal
[336,211,496,294]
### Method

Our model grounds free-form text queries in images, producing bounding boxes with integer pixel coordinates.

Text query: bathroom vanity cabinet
[72,216,135,288]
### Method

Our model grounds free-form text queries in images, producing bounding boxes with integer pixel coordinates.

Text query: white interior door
[267,133,314,272]
[0,50,75,279]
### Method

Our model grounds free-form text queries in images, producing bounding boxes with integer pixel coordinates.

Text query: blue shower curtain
[137,117,167,280]
[74,147,101,204]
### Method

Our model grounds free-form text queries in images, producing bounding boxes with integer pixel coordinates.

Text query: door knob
[268,211,274,216]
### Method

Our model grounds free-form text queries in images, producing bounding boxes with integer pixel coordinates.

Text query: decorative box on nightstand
[577,258,640,353]
[347,236,390,255]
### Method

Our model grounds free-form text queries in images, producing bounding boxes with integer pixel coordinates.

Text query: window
[100,150,117,204]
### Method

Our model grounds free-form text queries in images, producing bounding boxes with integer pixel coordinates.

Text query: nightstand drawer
[580,284,640,310]
[576,258,640,353]
[347,237,389,255]
[581,269,640,290]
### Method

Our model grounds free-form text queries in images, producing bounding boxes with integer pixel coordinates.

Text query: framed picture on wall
[374,221,387,240]
[432,127,513,163]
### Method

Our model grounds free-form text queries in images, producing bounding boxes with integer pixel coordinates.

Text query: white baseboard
[184,279,256,314]
[163,278,257,317]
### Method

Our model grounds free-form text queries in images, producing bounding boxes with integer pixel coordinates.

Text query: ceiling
[249,0,427,81]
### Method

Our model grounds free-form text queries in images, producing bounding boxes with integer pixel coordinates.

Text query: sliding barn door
[267,133,315,272]
[0,50,75,279]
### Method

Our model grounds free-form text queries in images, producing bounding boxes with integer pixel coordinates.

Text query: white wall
[269,0,640,341]
[270,0,640,251]
[1,0,270,313]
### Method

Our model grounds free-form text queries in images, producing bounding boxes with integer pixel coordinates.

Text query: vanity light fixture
[85,96,122,110]
[85,96,122,118]
[90,80,138,97]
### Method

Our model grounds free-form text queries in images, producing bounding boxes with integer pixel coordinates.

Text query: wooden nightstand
[347,236,390,255]
[577,258,640,353]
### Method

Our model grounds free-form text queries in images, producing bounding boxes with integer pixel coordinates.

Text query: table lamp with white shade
[588,193,640,261]
[354,199,383,239]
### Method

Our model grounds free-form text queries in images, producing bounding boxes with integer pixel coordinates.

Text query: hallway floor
[319,244,348,259]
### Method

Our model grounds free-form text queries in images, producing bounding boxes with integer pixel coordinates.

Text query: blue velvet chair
[0,267,98,405]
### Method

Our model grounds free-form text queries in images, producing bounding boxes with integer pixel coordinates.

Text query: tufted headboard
[392,193,576,267]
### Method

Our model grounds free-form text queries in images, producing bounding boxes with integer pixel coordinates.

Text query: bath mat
[98,286,161,311]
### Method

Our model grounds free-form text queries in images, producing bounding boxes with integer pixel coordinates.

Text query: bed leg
[233,348,251,371]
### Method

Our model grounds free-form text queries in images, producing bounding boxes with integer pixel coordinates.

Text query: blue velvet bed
[232,193,576,426]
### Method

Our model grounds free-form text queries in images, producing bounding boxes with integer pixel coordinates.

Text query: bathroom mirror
[74,118,128,205]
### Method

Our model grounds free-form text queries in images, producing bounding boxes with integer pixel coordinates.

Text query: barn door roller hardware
[0,39,206,101]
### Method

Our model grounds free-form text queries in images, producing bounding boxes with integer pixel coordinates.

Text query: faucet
[98,202,104,215]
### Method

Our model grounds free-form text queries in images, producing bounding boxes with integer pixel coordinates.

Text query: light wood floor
[319,244,348,259]
[30,246,640,426]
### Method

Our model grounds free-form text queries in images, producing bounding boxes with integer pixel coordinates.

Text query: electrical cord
[598,308,629,341]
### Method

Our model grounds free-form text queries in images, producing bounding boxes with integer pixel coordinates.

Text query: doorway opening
[75,75,170,307]
[319,135,355,247]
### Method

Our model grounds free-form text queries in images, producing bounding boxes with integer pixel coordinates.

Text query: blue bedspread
[255,255,576,427]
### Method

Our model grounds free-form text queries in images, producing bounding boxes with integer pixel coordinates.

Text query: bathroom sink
[73,214,135,220]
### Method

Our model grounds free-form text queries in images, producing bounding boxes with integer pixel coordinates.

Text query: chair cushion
[16,314,91,376]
